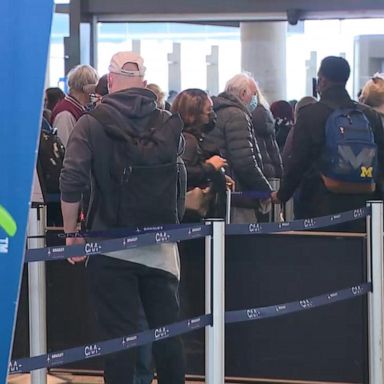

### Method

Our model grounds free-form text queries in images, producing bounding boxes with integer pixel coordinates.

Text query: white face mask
[247,95,258,112]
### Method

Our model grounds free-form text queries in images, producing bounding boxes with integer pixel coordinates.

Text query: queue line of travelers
[41,57,384,229]
[35,52,384,384]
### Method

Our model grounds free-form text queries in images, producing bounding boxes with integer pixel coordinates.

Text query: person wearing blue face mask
[247,94,258,112]
[203,72,272,223]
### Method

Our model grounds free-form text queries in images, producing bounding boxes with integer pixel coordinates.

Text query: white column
[168,42,181,93]
[206,45,219,96]
[367,201,384,384]
[305,51,317,98]
[132,39,141,54]
[240,22,287,103]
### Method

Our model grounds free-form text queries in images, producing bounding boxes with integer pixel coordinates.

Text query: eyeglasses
[89,94,101,104]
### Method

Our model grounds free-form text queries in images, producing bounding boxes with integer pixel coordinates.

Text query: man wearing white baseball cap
[60,51,186,383]
[109,51,146,77]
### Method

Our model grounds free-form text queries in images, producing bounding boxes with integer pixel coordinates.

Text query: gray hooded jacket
[60,87,185,278]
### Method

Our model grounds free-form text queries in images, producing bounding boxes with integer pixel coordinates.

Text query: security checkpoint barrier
[8,201,384,384]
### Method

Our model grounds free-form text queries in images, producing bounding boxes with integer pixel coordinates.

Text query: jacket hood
[212,92,250,116]
[93,87,159,140]
[102,87,157,118]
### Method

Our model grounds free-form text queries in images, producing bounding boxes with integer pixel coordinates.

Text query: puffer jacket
[182,125,220,190]
[251,105,283,179]
[204,92,271,193]
[182,124,227,218]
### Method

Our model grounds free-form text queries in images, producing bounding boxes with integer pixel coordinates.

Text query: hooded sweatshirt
[60,87,184,278]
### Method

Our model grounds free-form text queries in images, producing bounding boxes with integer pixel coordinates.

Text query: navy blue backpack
[320,103,377,193]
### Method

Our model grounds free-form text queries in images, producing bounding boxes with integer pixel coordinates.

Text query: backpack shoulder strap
[88,104,132,136]
[319,99,359,112]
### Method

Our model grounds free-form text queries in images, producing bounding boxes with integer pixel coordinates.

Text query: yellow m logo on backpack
[360,166,373,178]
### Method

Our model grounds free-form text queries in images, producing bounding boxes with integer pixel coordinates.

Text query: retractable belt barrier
[9,282,371,374]
[12,205,373,374]
[25,207,370,263]
[226,283,371,324]
[26,224,212,263]
[231,191,272,199]
[226,206,370,235]
[9,315,212,374]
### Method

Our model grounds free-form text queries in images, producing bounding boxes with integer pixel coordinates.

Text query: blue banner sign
[0,1,53,382]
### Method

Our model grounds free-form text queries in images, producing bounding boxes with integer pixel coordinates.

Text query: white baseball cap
[108,51,146,77]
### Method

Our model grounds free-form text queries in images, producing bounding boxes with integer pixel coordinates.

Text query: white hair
[225,72,270,108]
[67,64,99,93]
[255,85,270,109]
[224,72,255,99]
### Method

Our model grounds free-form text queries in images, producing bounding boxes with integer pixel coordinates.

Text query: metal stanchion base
[8,374,67,383]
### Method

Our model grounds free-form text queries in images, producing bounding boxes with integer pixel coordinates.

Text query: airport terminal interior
[5,0,384,383]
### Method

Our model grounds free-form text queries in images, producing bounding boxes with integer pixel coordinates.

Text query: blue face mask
[247,95,258,112]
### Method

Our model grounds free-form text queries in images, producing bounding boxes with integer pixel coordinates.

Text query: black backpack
[90,107,183,227]
[37,121,65,194]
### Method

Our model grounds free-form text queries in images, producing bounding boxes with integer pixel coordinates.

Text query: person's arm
[53,111,77,147]
[61,200,86,264]
[176,157,187,222]
[60,115,93,263]
[61,201,80,234]
[266,134,283,178]
[182,134,224,187]
[281,126,295,166]
[276,107,316,202]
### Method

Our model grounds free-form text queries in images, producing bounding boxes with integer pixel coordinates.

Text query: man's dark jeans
[86,255,185,384]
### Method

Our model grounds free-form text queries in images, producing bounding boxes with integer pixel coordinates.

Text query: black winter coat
[251,105,283,179]
[182,126,219,190]
[205,92,271,193]
[182,125,227,218]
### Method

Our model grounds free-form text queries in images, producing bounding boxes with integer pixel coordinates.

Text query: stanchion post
[225,189,231,225]
[367,200,384,384]
[27,205,47,384]
[269,178,281,222]
[205,220,225,384]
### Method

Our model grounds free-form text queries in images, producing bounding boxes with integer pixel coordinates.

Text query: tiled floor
[8,374,207,384]
[8,374,350,384]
